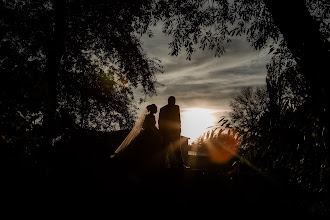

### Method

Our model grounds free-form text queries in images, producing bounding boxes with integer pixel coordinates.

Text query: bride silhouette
[110,104,163,179]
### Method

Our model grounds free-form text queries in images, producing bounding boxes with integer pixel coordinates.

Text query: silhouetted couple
[111,96,184,177]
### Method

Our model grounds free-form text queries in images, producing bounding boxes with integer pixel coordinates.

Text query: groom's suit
[158,102,184,168]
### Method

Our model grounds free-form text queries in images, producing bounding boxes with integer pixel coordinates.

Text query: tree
[226,42,329,193]
[156,0,329,115]
[227,86,270,171]
[1,0,162,148]
[229,87,268,137]
[263,0,329,115]
[0,0,163,179]
[155,0,329,193]
[264,39,329,195]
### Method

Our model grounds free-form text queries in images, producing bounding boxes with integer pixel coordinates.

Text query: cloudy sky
[134,24,271,140]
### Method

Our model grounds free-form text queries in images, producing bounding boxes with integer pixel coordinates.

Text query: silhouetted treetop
[155,0,329,119]
[1,0,164,134]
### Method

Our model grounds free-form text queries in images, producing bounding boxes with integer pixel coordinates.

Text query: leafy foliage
[191,123,240,168]
[1,0,163,131]
[0,0,162,176]
[160,0,329,195]
[210,41,330,194]
[156,0,280,59]
[1,1,329,199]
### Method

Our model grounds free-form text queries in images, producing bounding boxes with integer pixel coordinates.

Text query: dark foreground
[105,167,329,217]
[2,140,329,217]
[4,163,328,217]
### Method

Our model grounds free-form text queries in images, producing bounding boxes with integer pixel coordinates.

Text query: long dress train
[110,108,162,181]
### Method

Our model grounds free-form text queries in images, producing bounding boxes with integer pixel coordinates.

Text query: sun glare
[181,108,217,142]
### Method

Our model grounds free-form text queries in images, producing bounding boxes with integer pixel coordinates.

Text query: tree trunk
[264,0,330,116]
[44,0,66,149]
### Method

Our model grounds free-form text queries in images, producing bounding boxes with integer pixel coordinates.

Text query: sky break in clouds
[134,24,272,122]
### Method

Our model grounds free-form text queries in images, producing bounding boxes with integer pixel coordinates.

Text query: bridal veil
[110,108,149,158]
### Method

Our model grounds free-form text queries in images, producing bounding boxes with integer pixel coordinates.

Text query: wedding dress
[110,105,163,174]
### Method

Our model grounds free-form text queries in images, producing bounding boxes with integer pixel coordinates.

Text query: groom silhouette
[158,96,184,168]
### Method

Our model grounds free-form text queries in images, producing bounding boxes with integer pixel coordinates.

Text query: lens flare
[204,131,239,163]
